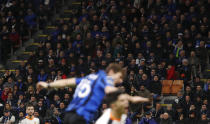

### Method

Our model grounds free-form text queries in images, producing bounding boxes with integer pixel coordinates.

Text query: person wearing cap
[0,110,15,123]
[139,111,157,124]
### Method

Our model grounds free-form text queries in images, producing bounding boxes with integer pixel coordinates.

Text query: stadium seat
[171,80,183,94]
[161,80,173,95]
[162,80,184,95]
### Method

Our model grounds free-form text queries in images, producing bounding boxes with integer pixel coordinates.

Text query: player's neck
[27,115,34,119]
[111,110,122,121]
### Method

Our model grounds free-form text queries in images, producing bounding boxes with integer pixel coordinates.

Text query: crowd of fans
[0,0,58,65]
[0,0,210,123]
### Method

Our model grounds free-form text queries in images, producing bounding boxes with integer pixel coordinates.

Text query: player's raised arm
[127,95,150,103]
[118,94,150,103]
[37,78,76,89]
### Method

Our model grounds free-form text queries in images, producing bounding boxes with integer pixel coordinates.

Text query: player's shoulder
[95,108,111,124]
[22,116,39,122]
[34,117,40,121]
[87,73,99,80]
[103,108,111,114]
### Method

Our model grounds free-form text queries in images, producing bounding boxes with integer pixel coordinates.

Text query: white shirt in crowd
[0,115,15,123]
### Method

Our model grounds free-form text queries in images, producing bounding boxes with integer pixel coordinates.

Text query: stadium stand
[0,0,210,124]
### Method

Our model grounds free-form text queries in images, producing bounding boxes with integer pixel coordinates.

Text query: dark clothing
[64,111,86,124]
[139,117,157,124]
[197,120,210,124]
[149,80,162,95]
[160,118,173,124]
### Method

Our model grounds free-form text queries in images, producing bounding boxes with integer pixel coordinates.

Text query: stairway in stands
[0,0,80,73]
[203,64,210,79]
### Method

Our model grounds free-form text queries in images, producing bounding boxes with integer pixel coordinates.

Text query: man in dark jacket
[149,75,162,96]
[183,110,198,124]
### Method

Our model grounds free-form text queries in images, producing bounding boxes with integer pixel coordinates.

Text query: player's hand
[37,81,48,89]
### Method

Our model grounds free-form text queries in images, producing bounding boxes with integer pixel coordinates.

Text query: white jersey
[19,116,39,124]
[96,108,127,124]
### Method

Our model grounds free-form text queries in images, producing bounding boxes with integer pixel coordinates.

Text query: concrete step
[16,53,31,60]
[162,96,177,104]
[4,0,76,70]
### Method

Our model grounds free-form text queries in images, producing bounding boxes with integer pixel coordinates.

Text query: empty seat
[161,80,173,95]
[171,80,183,94]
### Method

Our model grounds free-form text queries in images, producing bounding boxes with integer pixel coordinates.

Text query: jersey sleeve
[75,77,83,85]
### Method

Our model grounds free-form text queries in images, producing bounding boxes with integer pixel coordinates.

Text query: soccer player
[37,63,149,124]
[96,90,148,124]
[20,104,40,124]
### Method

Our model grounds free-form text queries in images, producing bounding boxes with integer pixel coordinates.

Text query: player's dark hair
[104,89,124,107]
[26,103,34,109]
[105,63,127,79]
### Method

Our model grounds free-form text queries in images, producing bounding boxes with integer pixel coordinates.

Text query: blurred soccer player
[96,90,149,124]
[20,104,40,124]
[37,63,149,124]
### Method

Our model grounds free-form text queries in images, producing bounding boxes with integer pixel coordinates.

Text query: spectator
[1,0,210,123]
[204,79,210,92]
[178,59,191,84]
[138,74,150,89]
[6,92,16,108]
[197,114,209,124]
[180,95,192,116]
[196,41,208,72]
[137,85,151,98]
[0,110,15,123]
[37,69,48,82]
[149,75,162,97]
[188,51,200,78]
[15,111,25,124]
[166,64,176,80]
[199,104,210,119]
[159,112,173,124]
[152,103,164,123]
[24,9,36,29]
[139,111,157,124]
[1,87,10,102]
[34,110,45,124]
[3,77,15,89]
[184,110,197,124]
[58,102,65,121]
[36,100,46,117]
[9,28,20,49]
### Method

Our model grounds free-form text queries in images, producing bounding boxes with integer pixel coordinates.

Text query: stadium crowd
[0,0,210,123]
[0,0,58,65]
